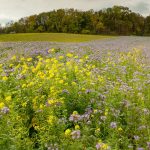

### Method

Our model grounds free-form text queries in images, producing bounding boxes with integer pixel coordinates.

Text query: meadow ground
[0,35,150,150]
[0,33,113,42]
[0,36,150,62]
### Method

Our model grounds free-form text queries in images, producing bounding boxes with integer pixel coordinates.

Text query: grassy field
[0,33,113,42]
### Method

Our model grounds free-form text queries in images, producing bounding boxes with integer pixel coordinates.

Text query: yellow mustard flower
[65,129,71,136]
[53,59,58,64]
[47,115,56,125]
[102,143,109,150]
[66,61,71,66]
[45,58,51,63]
[40,104,44,109]
[11,55,16,60]
[85,56,89,59]
[34,125,40,131]
[27,82,34,87]
[59,56,64,59]
[66,53,73,58]
[92,65,96,69]
[79,59,83,63]
[74,55,78,59]
[73,111,78,115]
[118,127,123,132]
[20,57,25,61]
[64,83,68,86]
[75,125,80,130]
[95,128,100,132]
[50,48,55,53]
[32,68,36,73]
[22,84,26,88]
[95,128,101,136]
[39,58,43,61]
[71,82,76,86]
[98,76,104,82]
[94,109,98,113]
[22,102,27,107]
[9,64,14,67]
[81,88,85,91]
[21,69,27,74]
[86,72,91,76]
[105,109,108,116]
[5,96,12,102]
[59,80,64,84]
[37,55,41,59]
[48,99,55,105]
[2,76,8,81]
[0,102,5,109]
[27,57,32,62]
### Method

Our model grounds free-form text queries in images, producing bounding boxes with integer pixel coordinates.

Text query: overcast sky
[0,0,150,26]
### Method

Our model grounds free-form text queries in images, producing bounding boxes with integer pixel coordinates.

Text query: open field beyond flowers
[0,33,112,42]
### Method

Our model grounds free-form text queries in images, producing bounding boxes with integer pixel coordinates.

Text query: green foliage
[81,29,90,34]
[1,6,150,35]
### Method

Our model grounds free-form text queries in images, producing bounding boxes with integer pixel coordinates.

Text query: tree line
[1,6,150,35]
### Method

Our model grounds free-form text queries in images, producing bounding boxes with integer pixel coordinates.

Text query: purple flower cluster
[1,107,10,114]
[69,114,82,122]
[1,36,150,63]
[71,130,81,139]
[110,122,117,128]
[69,107,93,123]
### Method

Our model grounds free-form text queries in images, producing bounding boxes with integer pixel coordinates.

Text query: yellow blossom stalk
[65,129,71,136]
[0,102,4,109]
[5,96,12,102]
[2,76,8,81]
[75,125,80,130]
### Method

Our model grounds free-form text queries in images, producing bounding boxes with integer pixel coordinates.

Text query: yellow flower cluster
[65,129,71,136]
[0,102,4,109]
[0,53,97,129]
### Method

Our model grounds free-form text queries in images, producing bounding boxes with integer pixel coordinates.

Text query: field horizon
[0,33,113,42]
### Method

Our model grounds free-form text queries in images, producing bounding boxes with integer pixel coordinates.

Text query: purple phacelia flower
[69,114,81,122]
[1,107,10,114]
[110,122,117,128]
[96,143,101,150]
[134,135,140,140]
[147,142,150,149]
[121,100,130,107]
[138,125,146,130]
[62,89,69,94]
[85,107,93,115]
[137,147,144,150]
[71,130,81,139]
[85,89,92,94]
[81,113,90,121]
[98,94,106,101]
[143,108,149,115]
[100,116,107,121]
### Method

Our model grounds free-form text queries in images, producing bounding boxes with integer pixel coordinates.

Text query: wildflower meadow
[0,37,150,150]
